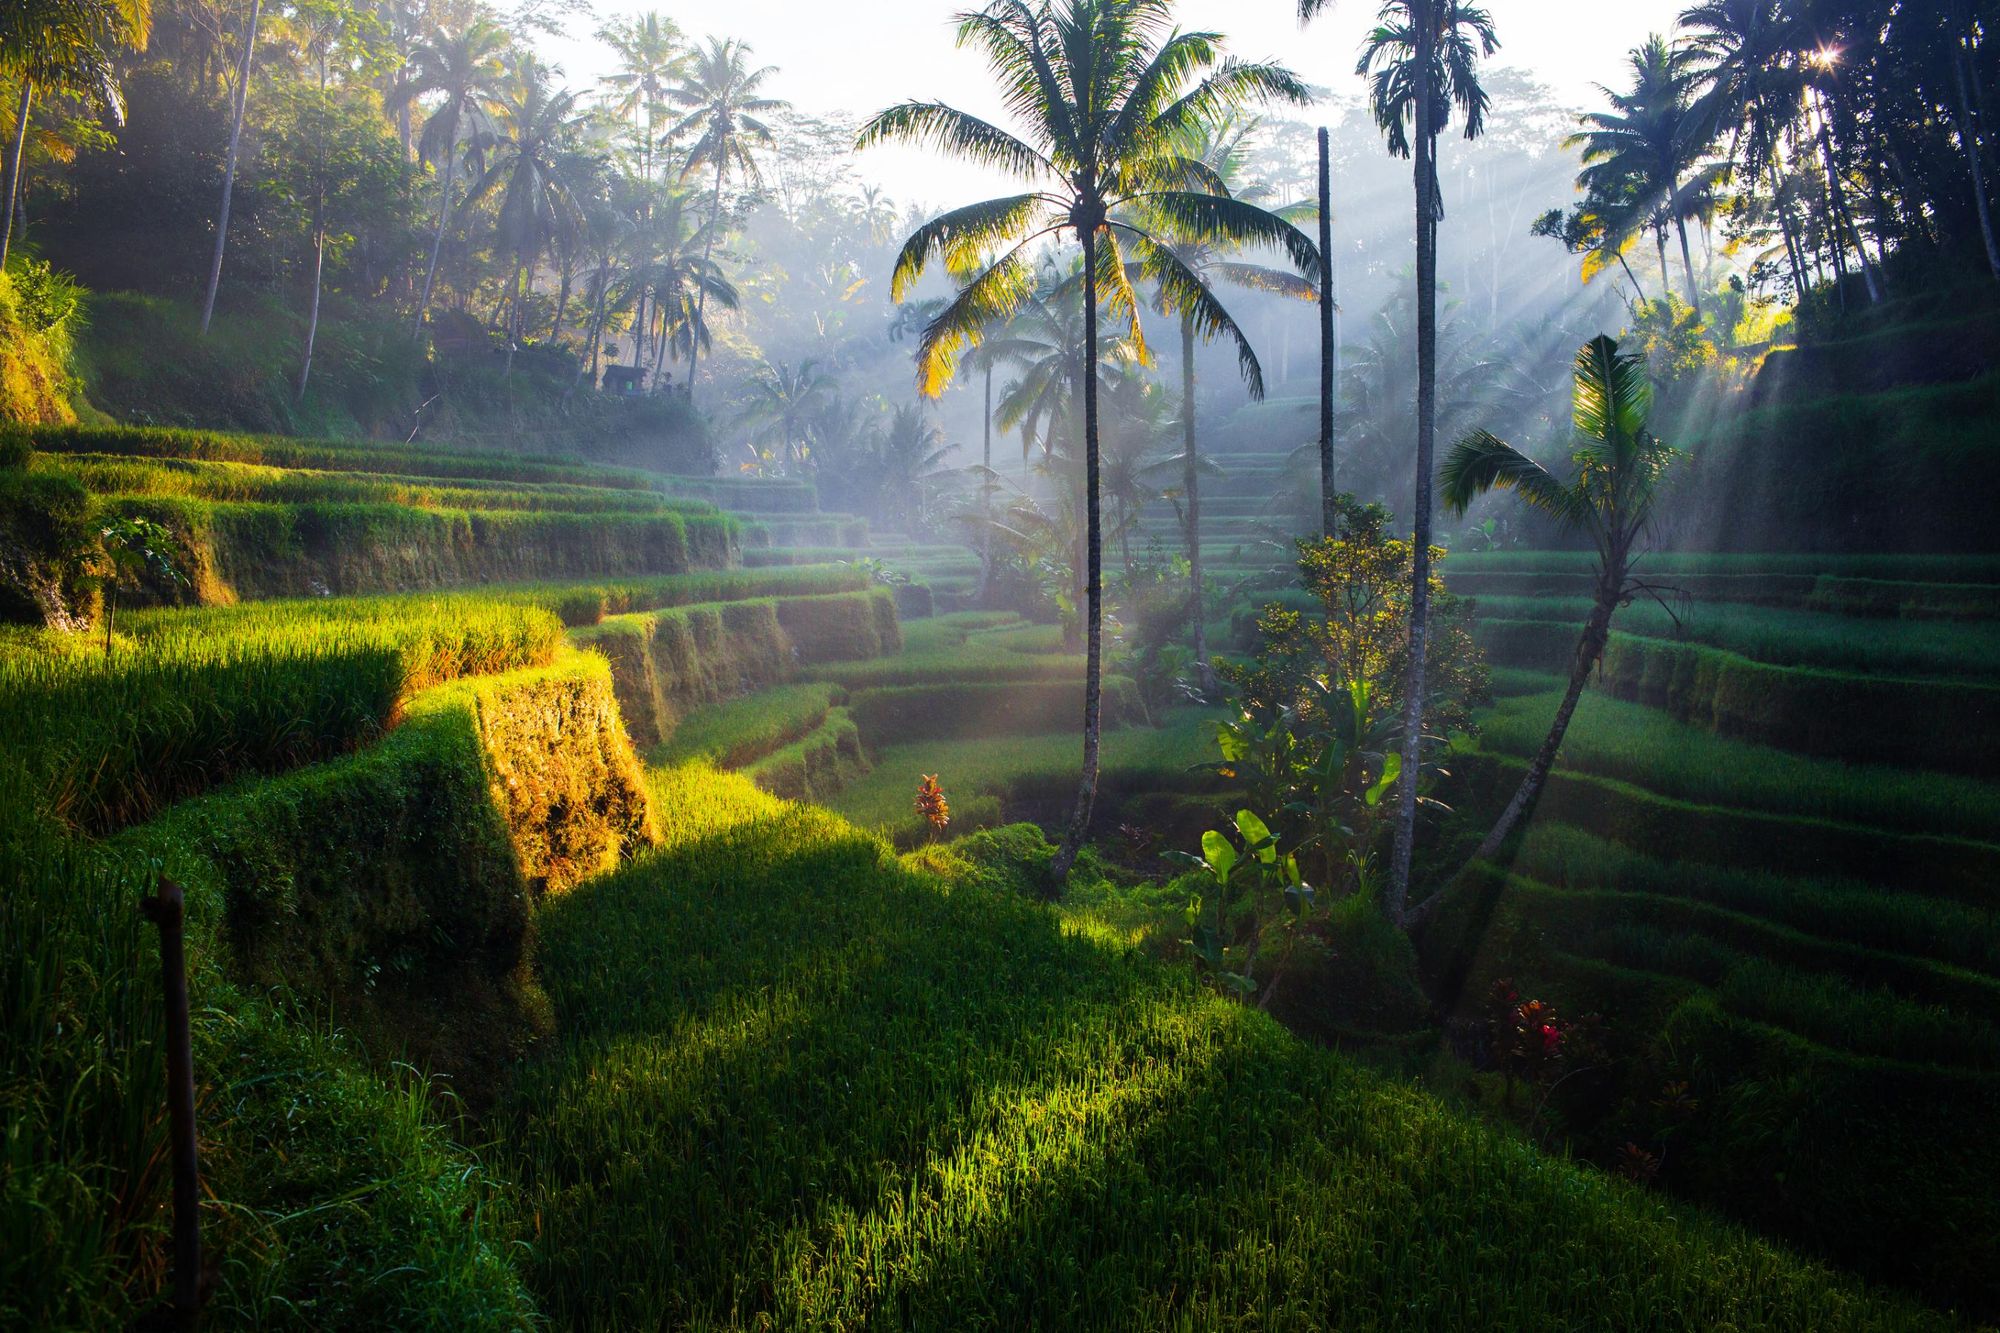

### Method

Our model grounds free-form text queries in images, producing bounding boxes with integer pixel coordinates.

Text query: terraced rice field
[1438,550,2000,1313]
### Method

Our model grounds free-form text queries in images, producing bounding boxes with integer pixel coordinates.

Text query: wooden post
[140,874,202,1324]
[1318,126,1336,539]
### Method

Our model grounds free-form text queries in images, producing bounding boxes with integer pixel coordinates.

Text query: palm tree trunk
[200,0,264,336]
[1954,37,2000,280]
[549,256,572,342]
[1,81,34,272]
[1318,126,1337,538]
[1655,225,1670,299]
[414,122,456,338]
[689,154,726,404]
[1050,216,1105,892]
[1386,4,1437,929]
[1672,188,1701,315]
[1768,155,1810,300]
[1181,314,1212,694]
[1467,571,1620,863]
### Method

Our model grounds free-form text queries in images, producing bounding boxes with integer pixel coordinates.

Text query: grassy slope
[501,761,1940,1331]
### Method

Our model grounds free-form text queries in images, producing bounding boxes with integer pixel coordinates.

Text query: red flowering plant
[915,774,950,836]
[1485,979,1606,1126]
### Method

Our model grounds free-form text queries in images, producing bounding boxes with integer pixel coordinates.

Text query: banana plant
[1166,808,1313,1003]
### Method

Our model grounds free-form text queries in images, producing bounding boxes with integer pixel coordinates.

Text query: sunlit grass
[501,761,1941,1330]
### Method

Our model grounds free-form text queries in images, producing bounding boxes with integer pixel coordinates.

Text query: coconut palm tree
[741,357,831,472]
[666,37,785,402]
[630,184,736,391]
[1305,0,1496,926]
[1,0,149,268]
[466,55,588,371]
[598,11,684,184]
[407,18,508,337]
[862,0,1311,889]
[1439,335,1679,870]
[1681,0,1815,297]
[1135,118,1316,692]
[1568,35,1722,316]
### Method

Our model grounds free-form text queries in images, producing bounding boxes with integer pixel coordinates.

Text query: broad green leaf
[1201,829,1236,883]
[1366,752,1402,808]
[1235,809,1276,863]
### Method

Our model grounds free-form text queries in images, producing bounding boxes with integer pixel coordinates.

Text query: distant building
[601,365,645,396]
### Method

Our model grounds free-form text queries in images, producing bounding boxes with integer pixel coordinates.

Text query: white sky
[547,0,1690,205]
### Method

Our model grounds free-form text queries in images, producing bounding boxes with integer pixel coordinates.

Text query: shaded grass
[499,761,1942,1331]
[1472,684,2000,844]
[830,710,1223,842]
[1469,595,2000,679]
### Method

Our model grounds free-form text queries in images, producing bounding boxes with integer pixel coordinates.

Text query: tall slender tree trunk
[689,154,727,403]
[1387,6,1437,928]
[549,256,572,342]
[1818,103,1881,303]
[200,0,264,336]
[1466,566,1621,863]
[1954,36,2000,280]
[1,81,34,272]
[1318,126,1337,538]
[1050,214,1105,891]
[631,283,648,372]
[1768,155,1810,300]
[1655,224,1671,299]
[976,364,994,601]
[1181,314,1213,694]
[414,122,457,338]
[298,58,328,401]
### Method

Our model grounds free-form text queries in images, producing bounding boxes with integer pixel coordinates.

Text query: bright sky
[549,0,1690,205]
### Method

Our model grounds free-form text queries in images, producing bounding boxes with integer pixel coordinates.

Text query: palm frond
[888,194,1046,301]
[856,102,1053,179]
[1440,429,1592,531]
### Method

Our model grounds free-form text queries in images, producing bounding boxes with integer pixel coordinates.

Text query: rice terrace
[5,0,1999,1326]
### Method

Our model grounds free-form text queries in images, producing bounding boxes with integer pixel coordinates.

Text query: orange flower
[915,774,950,830]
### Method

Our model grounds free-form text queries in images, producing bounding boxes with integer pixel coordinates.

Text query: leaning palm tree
[666,37,785,402]
[1568,35,1721,316]
[1439,335,1679,869]
[861,0,1311,889]
[407,18,508,337]
[1,0,149,268]
[1134,117,1316,693]
[1305,0,1496,927]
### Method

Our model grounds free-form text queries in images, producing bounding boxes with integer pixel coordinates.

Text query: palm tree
[741,357,831,472]
[666,37,785,402]
[1,0,149,268]
[1135,118,1316,692]
[407,18,508,337]
[861,0,1311,889]
[1307,0,1496,925]
[598,11,684,184]
[1440,336,1678,871]
[1681,0,1815,298]
[632,185,737,391]
[869,404,953,533]
[198,0,263,335]
[1568,35,1721,315]
[467,55,588,371]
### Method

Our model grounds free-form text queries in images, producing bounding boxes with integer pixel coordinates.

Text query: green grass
[497,760,1941,1330]
[0,596,561,833]
[1468,595,2000,679]
[654,682,838,768]
[831,710,1222,842]
[14,422,657,489]
[1473,683,2000,844]
[1509,822,2000,977]
[1448,549,2000,582]
[44,452,723,516]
